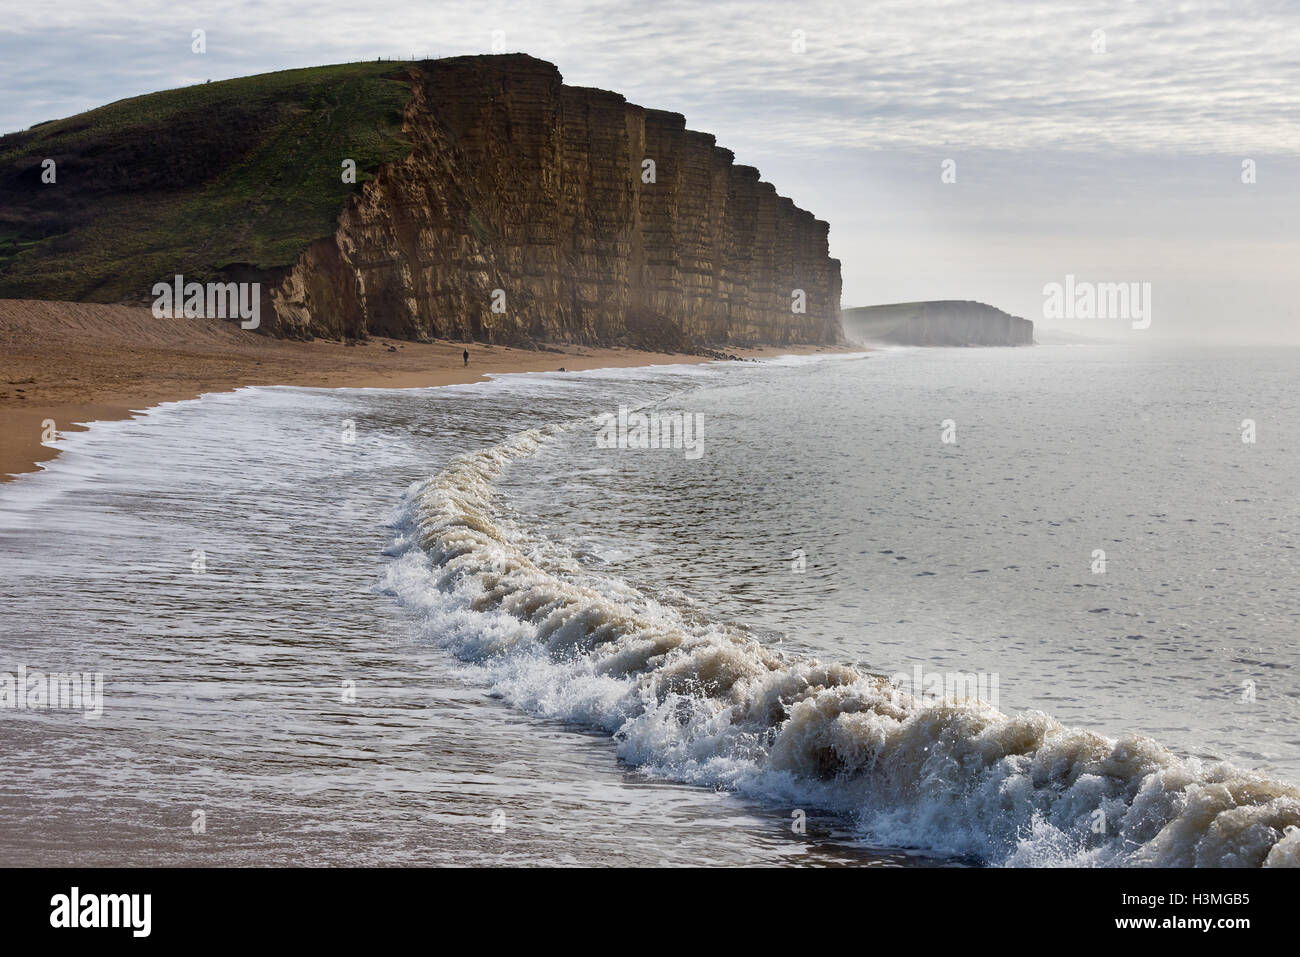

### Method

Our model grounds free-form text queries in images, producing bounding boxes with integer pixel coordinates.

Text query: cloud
[4,0,1297,151]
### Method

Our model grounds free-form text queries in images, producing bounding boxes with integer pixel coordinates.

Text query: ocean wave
[383,422,1300,867]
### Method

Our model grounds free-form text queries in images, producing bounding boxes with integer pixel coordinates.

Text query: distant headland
[842,300,1034,346]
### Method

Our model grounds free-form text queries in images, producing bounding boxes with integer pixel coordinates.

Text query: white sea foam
[385,422,1300,867]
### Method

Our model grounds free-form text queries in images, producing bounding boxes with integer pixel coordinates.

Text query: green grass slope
[0,62,415,301]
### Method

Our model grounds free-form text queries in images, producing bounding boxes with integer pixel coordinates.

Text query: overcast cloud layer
[2,0,1297,341]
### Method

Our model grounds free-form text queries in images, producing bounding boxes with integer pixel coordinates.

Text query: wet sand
[0,299,852,480]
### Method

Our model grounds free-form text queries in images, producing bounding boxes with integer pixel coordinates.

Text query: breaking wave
[383,422,1300,867]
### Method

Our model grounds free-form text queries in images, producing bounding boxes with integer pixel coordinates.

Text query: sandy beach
[0,299,851,480]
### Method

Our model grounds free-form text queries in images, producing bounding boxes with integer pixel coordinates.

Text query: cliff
[0,56,841,349]
[842,300,1033,346]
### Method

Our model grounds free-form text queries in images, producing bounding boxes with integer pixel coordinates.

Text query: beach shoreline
[0,299,856,480]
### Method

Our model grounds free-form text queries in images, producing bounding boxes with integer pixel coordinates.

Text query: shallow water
[1,345,1297,866]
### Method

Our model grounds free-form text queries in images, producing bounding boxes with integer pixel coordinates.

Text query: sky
[2,0,1298,342]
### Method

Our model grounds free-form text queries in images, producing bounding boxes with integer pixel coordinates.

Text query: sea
[2,344,1298,867]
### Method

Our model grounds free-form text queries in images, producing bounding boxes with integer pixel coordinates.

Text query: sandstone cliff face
[268,56,842,347]
[842,301,1034,346]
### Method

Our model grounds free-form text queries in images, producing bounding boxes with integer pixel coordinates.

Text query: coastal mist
[3,345,1298,866]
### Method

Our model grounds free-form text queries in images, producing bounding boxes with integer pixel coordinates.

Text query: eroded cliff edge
[270,55,841,347]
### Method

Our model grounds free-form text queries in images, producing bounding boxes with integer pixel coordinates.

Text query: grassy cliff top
[0,61,415,301]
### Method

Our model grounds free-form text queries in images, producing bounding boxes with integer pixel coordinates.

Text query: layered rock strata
[269,55,842,346]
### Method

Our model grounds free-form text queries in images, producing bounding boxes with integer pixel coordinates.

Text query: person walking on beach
[463,349,469,367]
